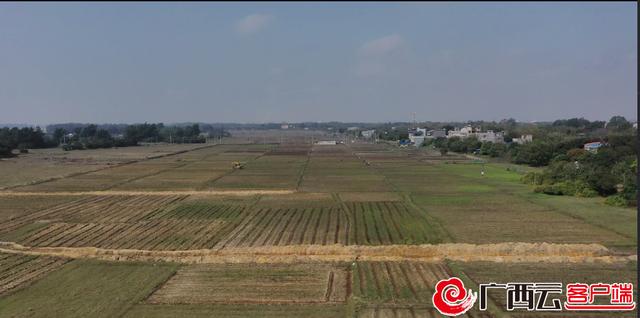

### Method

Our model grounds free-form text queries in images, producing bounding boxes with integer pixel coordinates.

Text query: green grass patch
[523,192,637,245]
[410,195,473,207]
[0,260,178,318]
[457,184,494,193]
[438,163,523,183]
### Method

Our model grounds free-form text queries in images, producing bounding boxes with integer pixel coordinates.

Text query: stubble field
[0,138,635,317]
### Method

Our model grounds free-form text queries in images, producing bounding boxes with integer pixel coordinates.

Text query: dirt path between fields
[0,242,635,264]
[0,189,296,197]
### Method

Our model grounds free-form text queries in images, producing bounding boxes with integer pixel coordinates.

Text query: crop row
[0,195,109,234]
[6,197,438,250]
[0,252,68,295]
[147,263,345,304]
[215,207,348,248]
[233,201,433,246]
[352,261,451,304]
[0,195,187,234]
[145,202,246,220]
[345,202,436,245]
[19,218,238,250]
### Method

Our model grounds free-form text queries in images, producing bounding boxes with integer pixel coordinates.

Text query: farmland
[0,259,178,318]
[0,140,636,317]
[0,143,208,190]
[0,252,68,296]
[147,263,348,304]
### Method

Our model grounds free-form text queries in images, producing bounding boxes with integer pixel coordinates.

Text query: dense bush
[521,172,544,185]
[525,145,636,204]
[533,181,597,197]
[605,194,629,207]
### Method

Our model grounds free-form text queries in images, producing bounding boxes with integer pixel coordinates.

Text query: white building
[513,134,533,144]
[447,126,472,138]
[475,130,505,143]
[446,125,505,143]
[460,125,474,135]
[408,128,427,147]
[361,129,375,138]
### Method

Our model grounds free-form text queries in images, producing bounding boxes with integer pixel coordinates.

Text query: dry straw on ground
[0,241,634,264]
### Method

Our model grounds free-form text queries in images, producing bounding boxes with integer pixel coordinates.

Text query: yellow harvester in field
[232,161,244,170]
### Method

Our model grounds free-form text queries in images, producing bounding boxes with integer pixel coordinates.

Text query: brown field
[147,263,348,304]
[0,195,83,223]
[8,195,247,250]
[0,143,208,189]
[3,195,441,250]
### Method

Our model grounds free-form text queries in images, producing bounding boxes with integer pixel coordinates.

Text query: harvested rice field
[0,141,635,317]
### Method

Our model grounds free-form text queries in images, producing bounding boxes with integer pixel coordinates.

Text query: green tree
[53,128,67,145]
[607,116,631,132]
[511,141,554,166]
[480,142,493,155]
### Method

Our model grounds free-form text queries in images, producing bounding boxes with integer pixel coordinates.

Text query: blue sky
[0,2,636,124]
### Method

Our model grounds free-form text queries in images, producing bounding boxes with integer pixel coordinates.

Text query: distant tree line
[38,117,626,136]
[57,124,129,151]
[47,123,130,136]
[0,123,230,156]
[0,127,53,156]
[122,123,211,144]
[58,123,209,150]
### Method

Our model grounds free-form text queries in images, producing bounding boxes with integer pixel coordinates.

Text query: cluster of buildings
[407,125,532,147]
[405,125,607,154]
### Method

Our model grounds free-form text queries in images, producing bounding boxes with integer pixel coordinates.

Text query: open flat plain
[0,137,636,317]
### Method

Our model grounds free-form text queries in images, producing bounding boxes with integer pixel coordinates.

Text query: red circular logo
[432,277,477,316]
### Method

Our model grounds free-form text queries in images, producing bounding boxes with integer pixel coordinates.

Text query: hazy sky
[0,2,636,124]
